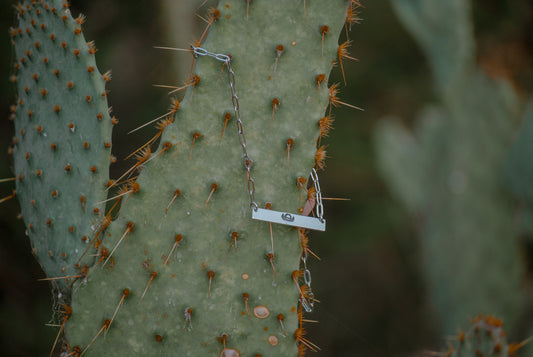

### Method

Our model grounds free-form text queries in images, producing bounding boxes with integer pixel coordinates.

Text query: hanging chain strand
[301,250,315,312]
[192,46,257,210]
[301,169,323,312]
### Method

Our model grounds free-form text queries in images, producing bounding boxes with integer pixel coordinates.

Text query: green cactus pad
[10,0,113,292]
[66,1,350,356]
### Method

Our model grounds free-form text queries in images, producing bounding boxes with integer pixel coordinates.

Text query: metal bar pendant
[252,208,326,231]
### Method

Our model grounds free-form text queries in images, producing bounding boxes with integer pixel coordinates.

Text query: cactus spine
[9,0,357,355]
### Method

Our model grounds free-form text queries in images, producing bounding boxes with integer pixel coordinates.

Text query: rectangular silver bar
[252,208,326,231]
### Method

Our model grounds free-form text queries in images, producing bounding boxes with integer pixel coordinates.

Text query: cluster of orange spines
[199,7,221,42]
[345,0,363,35]
[318,115,334,140]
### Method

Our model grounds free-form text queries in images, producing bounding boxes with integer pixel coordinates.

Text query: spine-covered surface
[62,1,351,356]
[10,0,113,293]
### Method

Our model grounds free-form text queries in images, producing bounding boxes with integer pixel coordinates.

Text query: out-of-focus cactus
[374,0,527,336]
[433,315,529,357]
[8,0,359,355]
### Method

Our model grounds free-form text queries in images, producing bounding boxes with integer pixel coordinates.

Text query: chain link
[192,46,257,210]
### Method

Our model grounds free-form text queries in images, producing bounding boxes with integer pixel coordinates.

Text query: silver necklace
[192,46,326,232]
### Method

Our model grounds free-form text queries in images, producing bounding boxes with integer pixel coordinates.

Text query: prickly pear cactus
[374,0,524,335]
[433,316,528,357]
[9,0,357,355]
[9,1,113,292]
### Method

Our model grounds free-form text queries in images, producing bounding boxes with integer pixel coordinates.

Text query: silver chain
[310,168,324,222]
[192,46,257,210]
[301,251,315,312]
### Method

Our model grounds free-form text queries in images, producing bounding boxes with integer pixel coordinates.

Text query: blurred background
[1,0,532,356]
